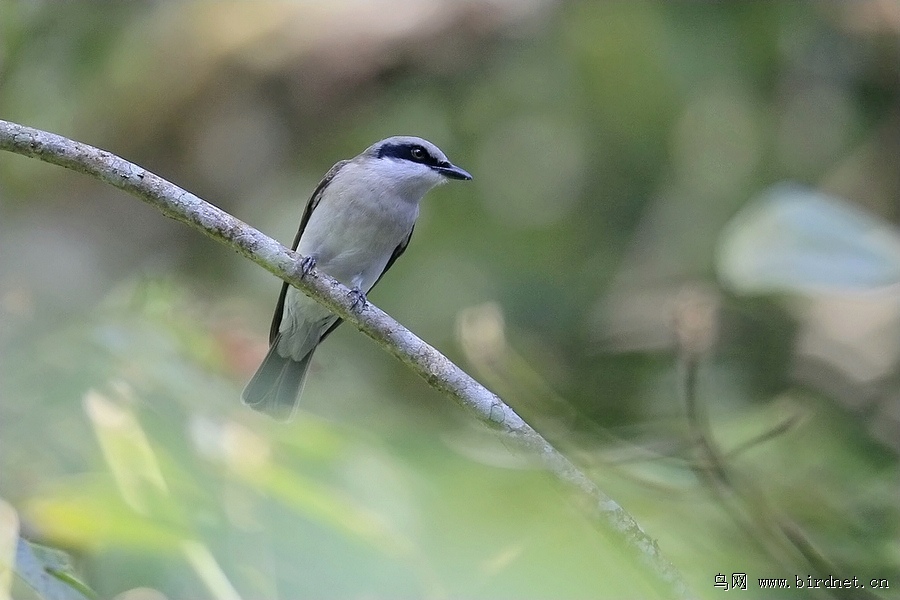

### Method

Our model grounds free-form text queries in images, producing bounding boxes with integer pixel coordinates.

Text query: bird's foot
[299,255,317,278]
[348,287,368,311]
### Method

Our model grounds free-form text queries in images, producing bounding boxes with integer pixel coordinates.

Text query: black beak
[435,161,473,181]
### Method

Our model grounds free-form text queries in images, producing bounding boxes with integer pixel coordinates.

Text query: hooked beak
[435,161,473,181]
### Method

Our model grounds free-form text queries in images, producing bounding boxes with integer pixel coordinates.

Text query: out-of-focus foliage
[719,185,900,294]
[12,536,96,600]
[1,1,899,598]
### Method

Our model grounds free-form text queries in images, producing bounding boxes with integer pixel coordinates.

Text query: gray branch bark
[0,118,694,599]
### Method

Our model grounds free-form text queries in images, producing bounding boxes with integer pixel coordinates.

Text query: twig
[0,119,695,599]
[673,287,879,600]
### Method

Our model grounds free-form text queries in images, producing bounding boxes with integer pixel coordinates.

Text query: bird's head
[362,136,472,197]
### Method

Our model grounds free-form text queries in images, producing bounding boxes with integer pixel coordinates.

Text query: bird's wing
[373,224,414,289]
[268,160,350,344]
[317,224,415,342]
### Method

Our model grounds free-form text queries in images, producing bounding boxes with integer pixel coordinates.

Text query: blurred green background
[1,2,899,599]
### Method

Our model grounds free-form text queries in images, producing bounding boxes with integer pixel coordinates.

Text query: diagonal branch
[0,119,695,599]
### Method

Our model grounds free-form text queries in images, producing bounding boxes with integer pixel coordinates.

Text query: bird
[242,136,472,420]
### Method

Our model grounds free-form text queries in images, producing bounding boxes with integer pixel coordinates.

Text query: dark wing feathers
[374,225,414,288]
[268,160,349,343]
[268,159,417,346]
[317,225,415,343]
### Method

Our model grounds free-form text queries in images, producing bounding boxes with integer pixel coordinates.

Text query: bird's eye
[410,146,426,161]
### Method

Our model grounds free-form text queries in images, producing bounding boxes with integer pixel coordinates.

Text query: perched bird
[242,136,472,420]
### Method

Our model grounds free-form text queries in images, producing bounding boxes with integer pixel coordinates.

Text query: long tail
[241,342,315,421]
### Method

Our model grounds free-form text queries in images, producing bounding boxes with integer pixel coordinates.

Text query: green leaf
[718,184,900,294]
[14,539,97,600]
